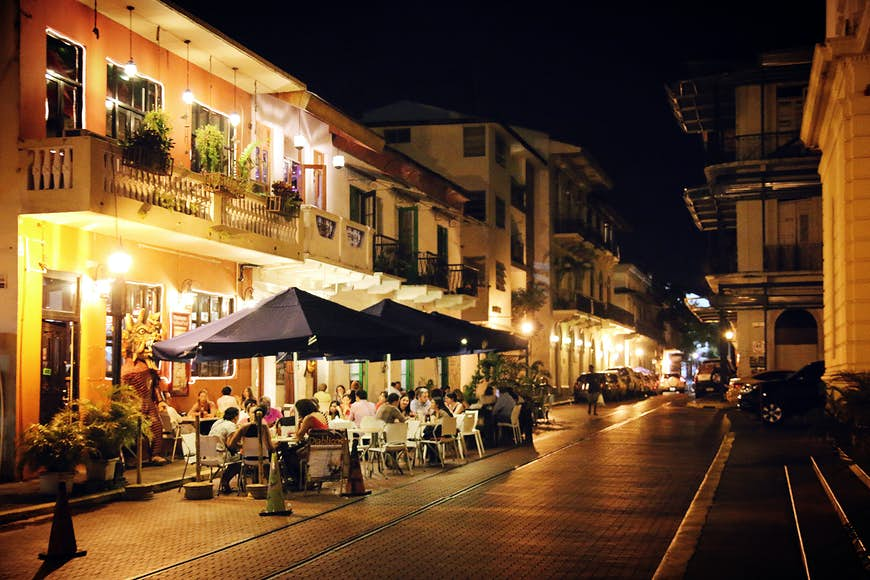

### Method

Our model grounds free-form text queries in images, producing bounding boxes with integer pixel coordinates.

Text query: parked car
[606,367,643,398]
[633,367,659,396]
[694,359,726,398]
[730,369,794,404]
[660,372,687,393]
[573,371,621,403]
[737,360,826,425]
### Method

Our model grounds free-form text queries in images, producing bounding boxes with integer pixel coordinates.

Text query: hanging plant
[194,124,225,174]
[512,281,549,319]
[122,109,174,175]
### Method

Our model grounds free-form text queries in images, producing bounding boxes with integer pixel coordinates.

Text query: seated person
[410,388,432,419]
[228,404,274,484]
[188,389,217,419]
[281,399,330,487]
[259,396,283,427]
[492,386,517,423]
[376,393,406,424]
[349,389,377,426]
[157,400,183,431]
[208,407,242,493]
[216,385,240,414]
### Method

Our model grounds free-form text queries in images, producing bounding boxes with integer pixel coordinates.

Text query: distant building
[668,50,823,377]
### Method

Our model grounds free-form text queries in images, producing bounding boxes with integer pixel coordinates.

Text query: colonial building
[0,0,478,480]
[668,50,824,378]
[363,104,650,390]
[802,0,870,374]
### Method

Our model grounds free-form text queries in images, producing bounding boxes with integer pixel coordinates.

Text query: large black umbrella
[152,287,421,362]
[428,311,527,353]
[360,299,478,359]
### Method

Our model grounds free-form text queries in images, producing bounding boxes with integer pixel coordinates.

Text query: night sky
[170,1,825,292]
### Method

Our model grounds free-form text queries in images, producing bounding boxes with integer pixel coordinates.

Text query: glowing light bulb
[124,59,137,78]
[182,88,194,104]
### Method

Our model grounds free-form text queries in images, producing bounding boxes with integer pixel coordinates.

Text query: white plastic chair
[193,435,240,494]
[240,434,270,490]
[357,416,385,457]
[496,405,522,445]
[419,416,463,467]
[159,412,181,461]
[367,422,413,477]
[458,409,485,458]
[405,419,422,466]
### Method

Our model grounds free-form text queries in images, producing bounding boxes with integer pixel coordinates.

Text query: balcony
[553,217,618,255]
[373,235,478,309]
[20,134,373,275]
[553,292,635,329]
[764,243,822,272]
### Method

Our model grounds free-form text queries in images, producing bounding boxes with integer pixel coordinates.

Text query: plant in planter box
[18,407,87,476]
[271,180,302,218]
[122,109,174,175]
[79,384,149,482]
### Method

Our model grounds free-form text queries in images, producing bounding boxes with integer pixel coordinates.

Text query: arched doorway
[773,309,819,370]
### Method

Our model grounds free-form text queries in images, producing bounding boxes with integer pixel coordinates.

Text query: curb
[0,475,195,527]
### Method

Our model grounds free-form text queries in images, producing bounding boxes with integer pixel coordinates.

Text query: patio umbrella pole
[386,353,391,390]
[136,416,143,484]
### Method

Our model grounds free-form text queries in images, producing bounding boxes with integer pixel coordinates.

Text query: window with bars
[463,126,486,157]
[190,292,235,378]
[46,33,83,137]
[105,62,163,142]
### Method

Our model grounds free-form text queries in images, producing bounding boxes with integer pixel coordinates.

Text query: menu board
[170,311,191,396]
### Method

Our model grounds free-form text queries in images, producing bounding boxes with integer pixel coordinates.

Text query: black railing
[374,236,478,297]
[553,217,618,254]
[764,243,822,272]
[553,293,635,327]
[713,131,813,163]
[447,264,479,296]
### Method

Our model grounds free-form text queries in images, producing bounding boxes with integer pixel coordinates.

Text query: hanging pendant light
[229,67,240,127]
[124,5,137,78]
[293,107,306,149]
[182,39,194,104]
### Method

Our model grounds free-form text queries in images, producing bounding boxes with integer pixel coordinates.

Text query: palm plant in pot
[79,384,149,485]
[18,407,87,494]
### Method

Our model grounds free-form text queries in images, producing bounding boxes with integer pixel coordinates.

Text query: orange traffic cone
[341,440,371,497]
[260,452,293,516]
[38,478,86,561]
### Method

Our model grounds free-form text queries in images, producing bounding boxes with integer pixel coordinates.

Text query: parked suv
[737,360,826,425]
[693,359,726,398]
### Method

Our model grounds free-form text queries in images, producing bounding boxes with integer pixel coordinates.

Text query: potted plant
[122,109,174,175]
[79,384,148,484]
[18,407,87,495]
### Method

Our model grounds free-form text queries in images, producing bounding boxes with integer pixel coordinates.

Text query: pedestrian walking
[587,365,602,416]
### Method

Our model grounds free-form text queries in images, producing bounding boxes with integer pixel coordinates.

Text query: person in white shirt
[348,389,377,426]
[410,388,432,419]
[208,407,241,493]
[313,383,332,415]
[216,385,240,414]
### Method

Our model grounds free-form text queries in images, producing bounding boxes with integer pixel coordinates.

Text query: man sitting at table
[349,389,377,426]
[376,393,406,424]
[410,387,432,419]
[216,385,240,414]
[314,383,332,415]
[259,396,282,427]
[208,407,242,494]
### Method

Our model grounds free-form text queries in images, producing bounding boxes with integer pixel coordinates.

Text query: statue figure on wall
[121,309,167,465]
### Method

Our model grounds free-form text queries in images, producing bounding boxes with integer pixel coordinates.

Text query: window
[495,197,506,229]
[190,292,235,378]
[495,261,506,291]
[350,186,377,228]
[105,283,162,378]
[495,133,507,167]
[464,256,486,288]
[464,190,486,222]
[191,103,235,174]
[463,126,486,157]
[105,62,162,142]
[46,33,83,137]
[349,362,368,389]
[384,128,410,144]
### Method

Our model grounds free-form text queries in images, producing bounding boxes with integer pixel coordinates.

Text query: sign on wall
[170,311,191,396]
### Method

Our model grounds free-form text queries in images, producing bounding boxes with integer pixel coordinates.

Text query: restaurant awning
[428,312,527,353]
[152,287,421,362]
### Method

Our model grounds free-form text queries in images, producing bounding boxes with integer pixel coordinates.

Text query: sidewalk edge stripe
[652,429,735,580]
